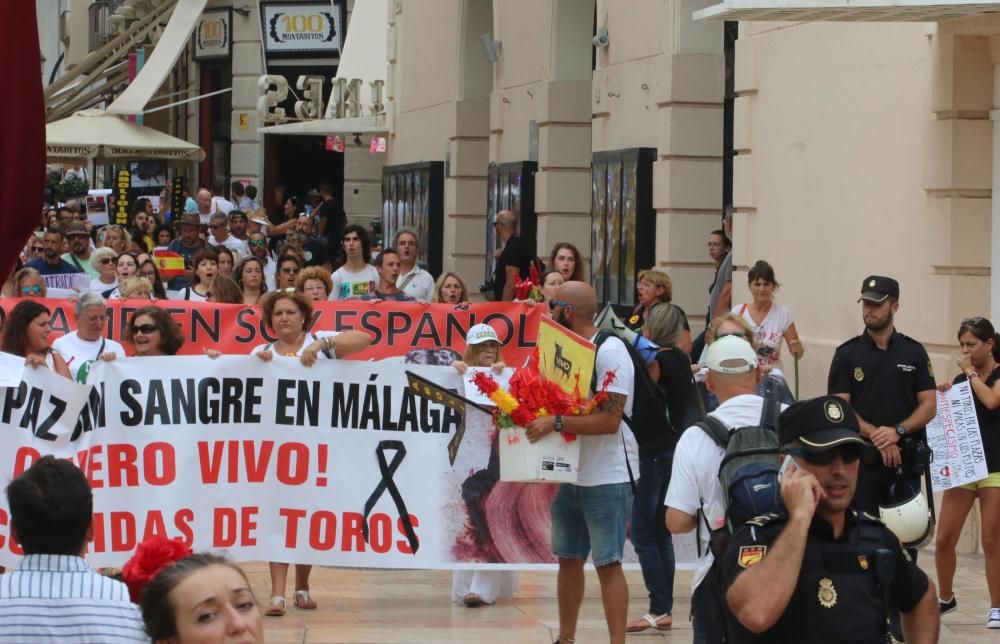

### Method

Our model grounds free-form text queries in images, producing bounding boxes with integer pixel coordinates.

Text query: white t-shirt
[89,278,117,292]
[665,394,781,592]
[175,286,208,302]
[397,265,435,302]
[52,331,127,381]
[209,234,247,260]
[574,333,638,487]
[732,302,793,377]
[211,196,236,215]
[262,259,277,291]
[329,265,380,300]
[250,330,341,358]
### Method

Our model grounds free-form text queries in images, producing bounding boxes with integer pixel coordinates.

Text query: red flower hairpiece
[121,535,193,602]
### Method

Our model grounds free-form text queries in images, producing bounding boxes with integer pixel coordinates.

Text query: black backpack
[593,329,676,451]
[697,377,782,557]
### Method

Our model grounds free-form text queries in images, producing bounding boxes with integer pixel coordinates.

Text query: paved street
[249,552,995,643]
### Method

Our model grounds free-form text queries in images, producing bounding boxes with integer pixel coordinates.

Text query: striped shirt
[0,554,148,643]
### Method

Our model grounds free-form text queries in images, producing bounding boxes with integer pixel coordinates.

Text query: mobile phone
[778,454,798,481]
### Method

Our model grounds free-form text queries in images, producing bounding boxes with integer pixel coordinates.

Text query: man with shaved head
[526,281,638,644]
[491,209,531,301]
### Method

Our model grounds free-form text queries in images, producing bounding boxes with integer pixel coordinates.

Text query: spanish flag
[153,250,185,278]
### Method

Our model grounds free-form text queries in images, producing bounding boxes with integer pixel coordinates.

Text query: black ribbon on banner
[363,440,419,554]
[404,370,492,464]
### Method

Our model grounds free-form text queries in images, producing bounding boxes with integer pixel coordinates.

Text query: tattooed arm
[525,392,626,441]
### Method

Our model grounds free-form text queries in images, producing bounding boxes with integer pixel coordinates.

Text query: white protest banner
[0,352,25,388]
[926,381,989,491]
[0,356,689,569]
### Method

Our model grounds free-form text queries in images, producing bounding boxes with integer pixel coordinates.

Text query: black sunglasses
[791,445,863,466]
[132,323,159,335]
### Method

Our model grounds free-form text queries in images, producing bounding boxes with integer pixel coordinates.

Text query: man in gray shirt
[360,247,415,302]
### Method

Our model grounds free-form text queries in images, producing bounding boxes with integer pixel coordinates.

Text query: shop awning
[258,115,388,136]
[694,0,1000,21]
[106,0,208,115]
[46,109,205,163]
[259,0,387,136]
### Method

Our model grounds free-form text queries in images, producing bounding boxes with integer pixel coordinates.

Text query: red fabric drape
[0,4,45,280]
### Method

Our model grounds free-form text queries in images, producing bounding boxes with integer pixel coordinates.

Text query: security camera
[592,27,609,48]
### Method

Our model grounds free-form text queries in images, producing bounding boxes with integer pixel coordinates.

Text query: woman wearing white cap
[450,323,519,607]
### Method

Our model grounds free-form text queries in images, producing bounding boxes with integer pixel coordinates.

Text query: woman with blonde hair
[118,276,153,300]
[433,272,469,304]
[628,269,692,353]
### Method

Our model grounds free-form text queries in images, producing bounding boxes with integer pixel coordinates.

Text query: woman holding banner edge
[250,290,371,616]
[2,300,71,378]
[934,316,1000,627]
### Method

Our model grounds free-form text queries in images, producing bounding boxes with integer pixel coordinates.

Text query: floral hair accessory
[121,535,193,602]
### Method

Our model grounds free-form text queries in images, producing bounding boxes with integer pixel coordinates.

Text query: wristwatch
[554,415,564,433]
[895,424,907,437]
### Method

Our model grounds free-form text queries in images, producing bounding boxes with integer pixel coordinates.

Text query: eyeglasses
[97,257,114,265]
[548,299,575,311]
[790,445,863,466]
[20,285,42,295]
[132,324,159,335]
[209,223,226,229]
[140,271,156,280]
[30,246,43,253]
[249,239,267,247]
[280,267,300,274]
[84,315,108,324]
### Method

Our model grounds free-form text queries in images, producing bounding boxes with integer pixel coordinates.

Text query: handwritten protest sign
[926,381,988,492]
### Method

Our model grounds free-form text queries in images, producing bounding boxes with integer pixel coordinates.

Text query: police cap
[858,275,899,303]
[778,395,867,453]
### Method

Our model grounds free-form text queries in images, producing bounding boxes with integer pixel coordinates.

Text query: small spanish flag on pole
[153,250,185,278]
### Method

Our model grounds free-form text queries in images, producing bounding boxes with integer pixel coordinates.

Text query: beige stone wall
[734,19,1000,554]
[592,0,724,322]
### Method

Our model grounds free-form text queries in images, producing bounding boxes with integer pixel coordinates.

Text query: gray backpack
[697,379,781,555]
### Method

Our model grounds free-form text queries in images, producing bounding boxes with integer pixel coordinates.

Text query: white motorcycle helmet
[880,491,933,548]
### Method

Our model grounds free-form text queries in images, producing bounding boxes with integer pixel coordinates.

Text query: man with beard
[26,228,81,276]
[248,231,276,290]
[525,282,637,644]
[827,276,936,518]
[721,396,939,643]
[61,222,98,278]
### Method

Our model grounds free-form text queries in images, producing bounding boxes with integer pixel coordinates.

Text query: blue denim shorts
[551,482,633,567]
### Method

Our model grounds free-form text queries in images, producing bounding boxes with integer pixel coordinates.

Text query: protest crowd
[2,181,999,644]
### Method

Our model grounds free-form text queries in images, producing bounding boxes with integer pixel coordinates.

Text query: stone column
[228,5,263,184]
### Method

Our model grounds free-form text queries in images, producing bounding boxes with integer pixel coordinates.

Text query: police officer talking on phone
[827,276,936,517]
[720,396,940,643]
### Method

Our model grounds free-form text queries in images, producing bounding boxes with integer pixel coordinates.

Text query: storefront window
[484,162,537,288]
[381,162,444,276]
[591,148,655,306]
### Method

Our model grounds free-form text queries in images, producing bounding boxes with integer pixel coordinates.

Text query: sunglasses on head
[962,316,987,327]
[790,445,863,466]
[20,285,42,295]
[132,323,158,335]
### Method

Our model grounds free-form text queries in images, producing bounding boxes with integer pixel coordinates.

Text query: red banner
[0,299,543,362]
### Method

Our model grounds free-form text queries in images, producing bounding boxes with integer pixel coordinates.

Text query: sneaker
[939,595,957,615]
[988,608,1000,629]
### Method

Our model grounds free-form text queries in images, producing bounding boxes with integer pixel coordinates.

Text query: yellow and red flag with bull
[536,316,596,396]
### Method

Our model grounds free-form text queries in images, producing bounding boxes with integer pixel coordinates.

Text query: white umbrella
[46,109,205,163]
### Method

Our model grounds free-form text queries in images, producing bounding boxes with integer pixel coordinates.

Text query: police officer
[720,396,939,643]
[827,276,936,517]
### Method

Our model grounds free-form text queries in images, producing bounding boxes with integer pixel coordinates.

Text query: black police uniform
[720,509,929,643]
[827,330,935,514]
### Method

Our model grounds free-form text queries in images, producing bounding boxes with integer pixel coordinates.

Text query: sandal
[293,589,317,610]
[626,613,672,632]
[264,596,286,617]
